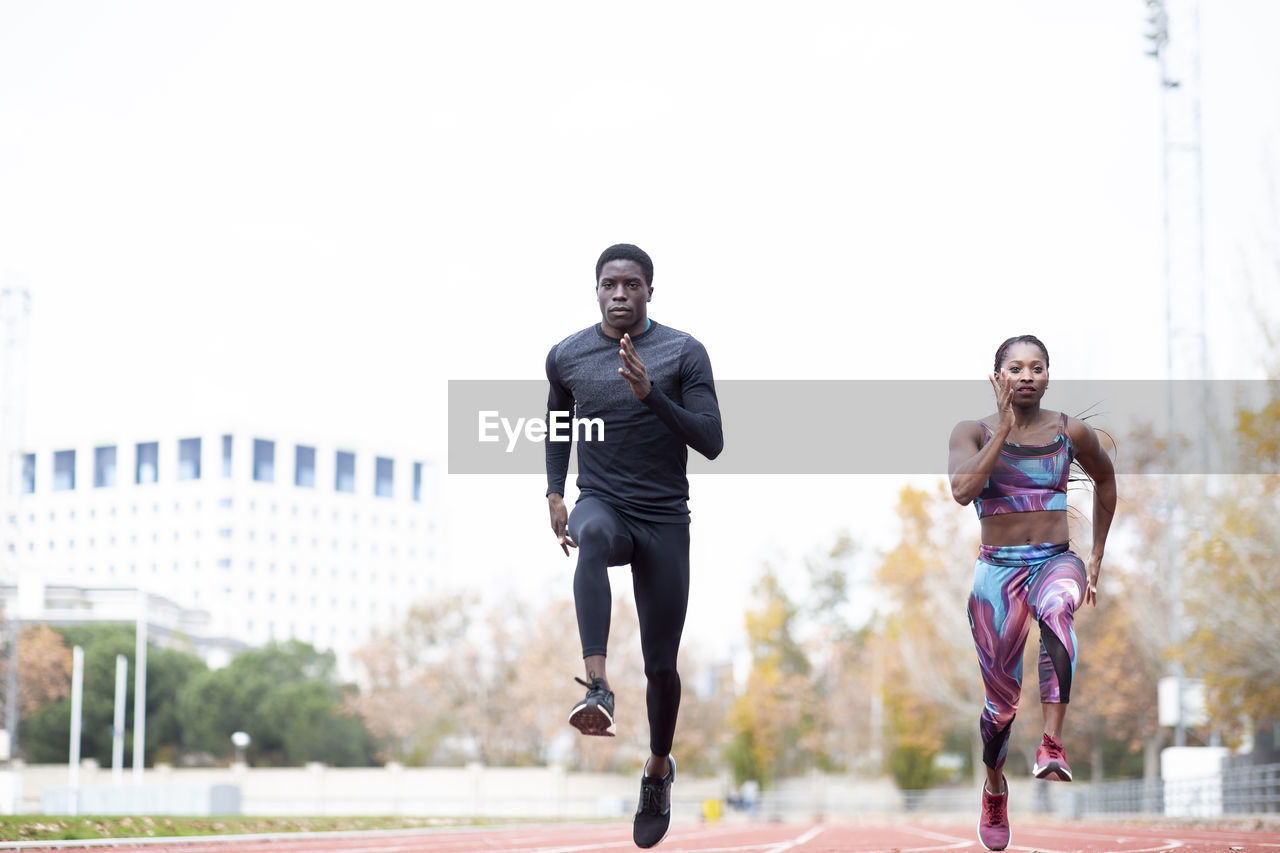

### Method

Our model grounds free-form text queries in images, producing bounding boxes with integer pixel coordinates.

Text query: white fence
[10,762,731,818]
[8,760,1279,819]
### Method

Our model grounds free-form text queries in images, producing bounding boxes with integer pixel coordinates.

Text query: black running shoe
[568,676,616,737]
[633,756,675,849]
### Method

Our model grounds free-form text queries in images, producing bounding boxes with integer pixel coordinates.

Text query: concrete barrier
[42,784,241,816]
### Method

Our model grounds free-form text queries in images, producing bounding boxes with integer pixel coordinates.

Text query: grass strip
[0,815,527,843]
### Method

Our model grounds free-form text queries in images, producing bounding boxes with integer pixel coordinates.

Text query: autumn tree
[794,534,877,774]
[1068,561,1163,779]
[724,533,879,786]
[349,592,477,764]
[466,597,609,767]
[873,484,982,787]
[1062,458,1173,781]
[12,624,74,718]
[669,642,736,777]
[1182,371,1280,746]
[726,568,814,787]
[351,589,658,772]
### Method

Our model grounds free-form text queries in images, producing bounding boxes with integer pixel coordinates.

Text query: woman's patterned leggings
[967,542,1086,770]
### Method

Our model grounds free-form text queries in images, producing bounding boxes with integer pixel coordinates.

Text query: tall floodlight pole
[1144,0,1209,749]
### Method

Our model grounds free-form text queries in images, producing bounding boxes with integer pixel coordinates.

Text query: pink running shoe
[1033,732,1073,781]
[978,778,1010,851]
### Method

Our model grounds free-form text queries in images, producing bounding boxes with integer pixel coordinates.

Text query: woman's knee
[1039,593,1080,626]
[983,704,1017,732]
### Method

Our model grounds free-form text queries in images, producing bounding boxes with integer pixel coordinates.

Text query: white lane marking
[895,826,973,842]
[1008,840,1183,853]
[646,825,828,853]
[763,825,826,853]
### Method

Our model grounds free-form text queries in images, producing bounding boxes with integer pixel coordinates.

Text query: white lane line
[894,826,973,843]
[644,826,826,853]
[1009,841,1184,853]
[486,842,637,853]
[1019,828,1177,841]
[876,824,981,852]
[661,846,811,853]
[763,825,826,853]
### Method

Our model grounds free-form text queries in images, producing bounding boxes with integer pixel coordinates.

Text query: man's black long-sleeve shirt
[545,321,723,522]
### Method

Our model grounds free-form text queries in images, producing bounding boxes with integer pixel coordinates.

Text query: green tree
[22,625,205,765]
[179,640,371,766]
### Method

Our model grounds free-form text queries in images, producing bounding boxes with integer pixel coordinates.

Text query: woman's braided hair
[994,334,1049,372]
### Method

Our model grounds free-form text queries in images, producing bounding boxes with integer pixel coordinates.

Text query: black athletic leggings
[568,497,690,758]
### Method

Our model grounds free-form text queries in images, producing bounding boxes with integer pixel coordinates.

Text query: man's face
[596,259,652,339]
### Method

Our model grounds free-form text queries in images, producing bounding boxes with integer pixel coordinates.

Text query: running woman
[545,243,723,849]
[948,335,1117,851]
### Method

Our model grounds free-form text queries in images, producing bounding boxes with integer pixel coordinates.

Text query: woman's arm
[948,373,1016,505]
[1070,416,1117,606]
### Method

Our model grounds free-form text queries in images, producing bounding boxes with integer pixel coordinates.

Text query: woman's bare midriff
[980,510,1069,547]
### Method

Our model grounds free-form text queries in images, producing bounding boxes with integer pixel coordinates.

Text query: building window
[413,461,423,502]
[221,434,233,478]
[53,450,76,491]
[253,439,275,483]
[20,453,35,493]
[94,446,117,488]
[178,437,202,481]
[375,457,394,498]
[335,450,355,493]
[295,445,316,488]
[136,442,159,484]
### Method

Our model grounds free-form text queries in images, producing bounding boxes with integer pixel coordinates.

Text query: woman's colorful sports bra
[973,413,1074,519]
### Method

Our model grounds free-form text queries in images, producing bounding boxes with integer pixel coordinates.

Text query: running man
[948,335,1117,851]
[545,243,723,849]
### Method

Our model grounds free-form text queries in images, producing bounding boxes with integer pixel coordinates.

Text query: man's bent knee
[644,661,680,684]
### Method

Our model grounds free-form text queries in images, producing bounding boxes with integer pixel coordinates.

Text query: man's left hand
[618,333,650,399]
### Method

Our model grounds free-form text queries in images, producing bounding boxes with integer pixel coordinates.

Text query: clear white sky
[2,2,1278,661]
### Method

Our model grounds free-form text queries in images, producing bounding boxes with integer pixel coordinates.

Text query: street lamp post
[231,731,250,767]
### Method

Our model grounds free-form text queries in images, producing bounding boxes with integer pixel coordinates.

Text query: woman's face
[998,341,1049,406]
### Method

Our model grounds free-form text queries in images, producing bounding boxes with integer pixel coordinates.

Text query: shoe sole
[569,703,616,737]
[634,825,668,849]
[1033,761,1072,781]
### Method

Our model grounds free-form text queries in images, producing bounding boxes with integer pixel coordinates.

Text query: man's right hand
[548,493,576,556]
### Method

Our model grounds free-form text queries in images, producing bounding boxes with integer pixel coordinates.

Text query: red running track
[37,820,1280,853]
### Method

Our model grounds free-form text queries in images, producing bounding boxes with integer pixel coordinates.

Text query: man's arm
[545,346,576,556]
[639,337,724,460]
